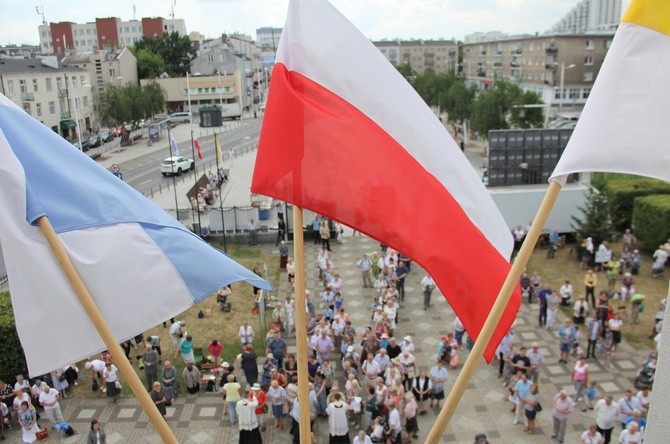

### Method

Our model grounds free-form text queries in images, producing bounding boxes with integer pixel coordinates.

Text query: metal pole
[190,130,202,236]
[214,134,227,252]
[69,78,83,151]
[167,126,179,222]
[559,62,565,112]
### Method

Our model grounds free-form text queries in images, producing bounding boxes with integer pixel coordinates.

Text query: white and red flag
[251,0,520,360]
[194,138,203,160]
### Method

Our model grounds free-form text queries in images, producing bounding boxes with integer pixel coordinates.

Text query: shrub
[633,195,670,251]
[604,177,670,232]
[0,292,29,382]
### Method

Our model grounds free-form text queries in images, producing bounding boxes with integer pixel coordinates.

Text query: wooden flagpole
[291,205,312,442]
[37,217,178,444]
[425,181,562,443]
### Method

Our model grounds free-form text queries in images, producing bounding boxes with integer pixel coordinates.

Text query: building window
[49,101,56,114]
[83,96,88,107]
[109,68,116,80]
[80,75,86,84]
[32,79,39,92]
[36,103,42,117]
[569,88,579,99]
[59,99,66,113]
[605,39,612,49]
[19,79,27,93]
[585,40,594,50]
[583,72,593,81]
[46,78,53,92]
[23,103,30,114]
[584,56,593,65]
[582,88,591,99]
[7,80,14,95]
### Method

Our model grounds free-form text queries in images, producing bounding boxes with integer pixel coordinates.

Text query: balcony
[58,88,68,97]
[21,93,34,101]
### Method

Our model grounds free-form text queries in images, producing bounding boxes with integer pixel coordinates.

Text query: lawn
[71,242,282,398]
[524,240,668,349]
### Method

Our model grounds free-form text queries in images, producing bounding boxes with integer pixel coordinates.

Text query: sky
[1,0,584,46]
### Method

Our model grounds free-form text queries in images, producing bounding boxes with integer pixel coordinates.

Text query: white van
[168,112,191,124]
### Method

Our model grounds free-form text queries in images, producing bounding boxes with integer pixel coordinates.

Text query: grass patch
[525,240,668,350]
[67,241,280,399]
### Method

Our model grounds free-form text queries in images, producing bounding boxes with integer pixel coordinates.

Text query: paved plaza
[2,126,653,443]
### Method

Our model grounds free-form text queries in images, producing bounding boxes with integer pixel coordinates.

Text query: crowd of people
[2,223,666,444]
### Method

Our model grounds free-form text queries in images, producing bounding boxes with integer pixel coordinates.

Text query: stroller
[216,293,232,312]
[634,353,656,389]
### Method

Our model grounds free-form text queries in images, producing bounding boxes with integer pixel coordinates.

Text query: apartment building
[462,34,613,110]
[0,57,93,139]
[61,47,138,95]
[373,39,458,75]
[140,72,243,113]
[546,0,623,34]
[38,17,187,54]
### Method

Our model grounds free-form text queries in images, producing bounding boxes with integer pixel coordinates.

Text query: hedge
[633,194,670,251]
[604,177,670,232]
[0,292,29,383]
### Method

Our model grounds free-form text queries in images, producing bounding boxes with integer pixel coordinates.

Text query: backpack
[91,378,99,392]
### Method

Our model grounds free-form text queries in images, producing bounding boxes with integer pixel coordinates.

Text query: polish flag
[194,138,203,160]
[251,0,520,361]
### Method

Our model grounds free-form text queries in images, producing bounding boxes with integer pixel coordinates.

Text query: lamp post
[69,77,90,151]
[556,62,576,111]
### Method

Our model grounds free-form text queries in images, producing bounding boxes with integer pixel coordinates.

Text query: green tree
[96,81,166,128]
[135,48,165,79]
[470,79,544,135]
[132,32,196,77]
[0,293,28,382]
[444,81,476,122]
[571,190,612,250]
[396,63,416,79]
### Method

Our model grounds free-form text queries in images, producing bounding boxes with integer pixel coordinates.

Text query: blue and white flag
[170,134,180,156]
[0,94,271,376]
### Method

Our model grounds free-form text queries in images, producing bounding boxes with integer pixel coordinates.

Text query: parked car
[168,112,192,124]
[153,113,169,122]
[88,134,102,148]
[160,156,194,176]
[100,130,114,143]
[72,139,90,152]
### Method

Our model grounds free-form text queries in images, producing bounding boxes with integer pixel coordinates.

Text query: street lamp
[69,77,91,151]
[555,62,576,111]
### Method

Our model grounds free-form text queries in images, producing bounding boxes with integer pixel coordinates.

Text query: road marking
[139,179,153,185]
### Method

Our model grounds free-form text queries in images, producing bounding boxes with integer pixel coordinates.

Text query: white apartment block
[0,58,94,139]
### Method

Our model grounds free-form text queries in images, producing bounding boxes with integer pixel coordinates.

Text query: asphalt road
[121,120,262,196]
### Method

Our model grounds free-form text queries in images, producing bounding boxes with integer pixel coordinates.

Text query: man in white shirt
[374,348,391,374]
[169,321,185,351]
[618,390,642,429]
[595,395,619,444]
[421,274,436,310]
[326,392,350,442]
[39,386,64,427]
[362,354,381,387]
[527,342,544,384]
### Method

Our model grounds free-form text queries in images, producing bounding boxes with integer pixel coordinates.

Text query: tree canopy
[95,81,166,128]
[131,32,196,78]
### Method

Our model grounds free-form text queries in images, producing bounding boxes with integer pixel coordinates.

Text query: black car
[88,134,102,148]
[100,130,114,143]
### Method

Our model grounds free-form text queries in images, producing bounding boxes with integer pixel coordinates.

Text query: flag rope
[292,206,313,443]
[425,181,562,442]
[36,216,178,444]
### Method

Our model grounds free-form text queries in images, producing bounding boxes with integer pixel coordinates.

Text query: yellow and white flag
[215,133,222,164]
[551,0,670,184]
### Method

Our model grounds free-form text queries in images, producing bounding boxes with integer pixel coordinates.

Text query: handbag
[534,402,543,412]
[36,428,49,440]
[115,380,122,390]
